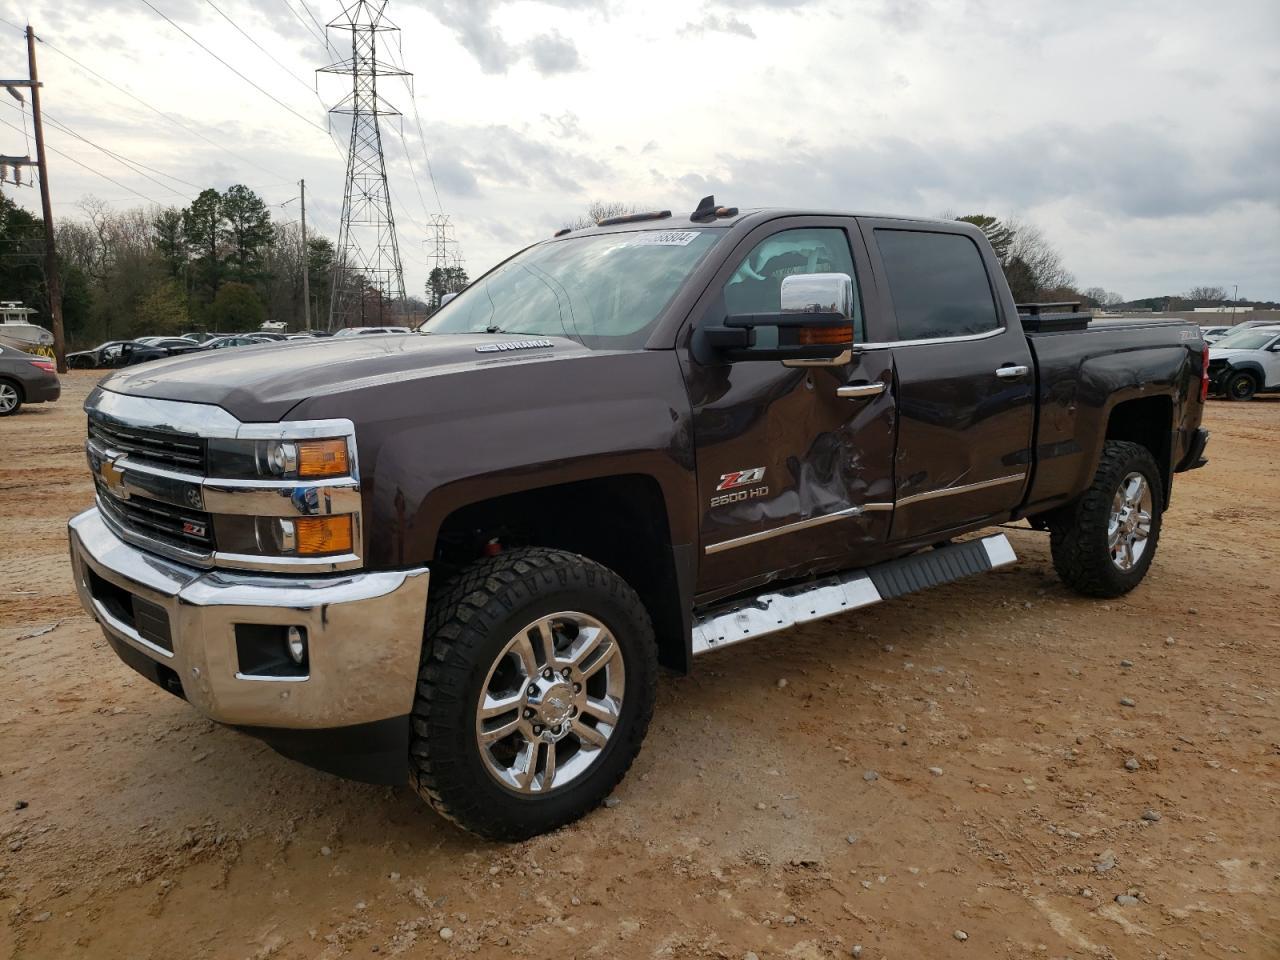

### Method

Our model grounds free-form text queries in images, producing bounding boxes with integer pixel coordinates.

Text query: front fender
[291,350,698,569]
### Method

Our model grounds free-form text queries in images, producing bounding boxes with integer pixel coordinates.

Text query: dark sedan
[0,342,60,415]
[67,338,200,369]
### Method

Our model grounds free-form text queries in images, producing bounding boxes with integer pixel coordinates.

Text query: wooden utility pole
[25,26,66,372]
[299,178,311,331]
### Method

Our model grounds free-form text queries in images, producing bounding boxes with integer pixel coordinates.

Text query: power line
[203,0,320,100]
[2,98,197,199]
[137,0,329,134]
[0,114,163,204]
[384,45,443,215]
[279,0,328,52]
[0,18,290,182]
[297,0,334,55]
[41,115,192,199]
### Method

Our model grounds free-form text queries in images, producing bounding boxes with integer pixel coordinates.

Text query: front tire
[1224,371,1257,401]
[409,548,657,840]
[1049,440,1164,598]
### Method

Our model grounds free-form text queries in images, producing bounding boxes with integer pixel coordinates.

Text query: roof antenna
[690,195,717,222]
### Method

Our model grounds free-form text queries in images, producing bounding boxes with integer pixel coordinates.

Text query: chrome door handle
[995,365,1029,379]
[836,382,887,399]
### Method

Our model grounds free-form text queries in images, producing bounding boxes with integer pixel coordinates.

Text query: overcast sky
[1,0,1277,302]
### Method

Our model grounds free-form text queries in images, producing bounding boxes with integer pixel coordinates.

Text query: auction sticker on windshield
[623,231,702,246]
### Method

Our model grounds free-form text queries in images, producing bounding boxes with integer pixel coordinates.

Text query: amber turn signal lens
[798,324,854,346]
[294,515,353,555]
[296,439,350,478]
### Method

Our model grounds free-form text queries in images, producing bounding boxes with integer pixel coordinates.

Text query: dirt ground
[1,371,1276,960]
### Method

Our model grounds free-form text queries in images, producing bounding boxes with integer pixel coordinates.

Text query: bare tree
[1005,217,1074,293]
[564,200,639,231]
[1082,287,1124,307]
[1184,285,1228,302]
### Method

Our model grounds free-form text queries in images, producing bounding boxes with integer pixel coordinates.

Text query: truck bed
[1019,314,1204,516]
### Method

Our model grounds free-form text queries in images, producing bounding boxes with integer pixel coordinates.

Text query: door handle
[836,382,887,399]
[995,365,1029,379]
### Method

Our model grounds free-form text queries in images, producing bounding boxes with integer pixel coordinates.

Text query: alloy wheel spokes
[475,611,626,795]
[1108,471,1154,572]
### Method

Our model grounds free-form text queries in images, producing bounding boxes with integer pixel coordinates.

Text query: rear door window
[873,230,999,340]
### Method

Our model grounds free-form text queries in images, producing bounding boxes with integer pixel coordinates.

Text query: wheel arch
[430,474,695,673]
[1101,395,1174,502]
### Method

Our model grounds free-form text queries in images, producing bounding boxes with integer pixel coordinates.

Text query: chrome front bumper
[68,507,430,730]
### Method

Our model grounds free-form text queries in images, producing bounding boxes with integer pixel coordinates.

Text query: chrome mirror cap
[780,272,854,320]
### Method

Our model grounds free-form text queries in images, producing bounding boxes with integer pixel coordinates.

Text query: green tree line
[0,186,336,346]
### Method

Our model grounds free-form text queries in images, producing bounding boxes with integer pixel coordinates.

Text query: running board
[691,534,1017,656]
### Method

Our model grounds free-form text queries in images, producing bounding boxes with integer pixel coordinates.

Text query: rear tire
[0,378,23,416]
[1224,371,1257,401]
[1049,440,1164,598]
[409,548,657,840]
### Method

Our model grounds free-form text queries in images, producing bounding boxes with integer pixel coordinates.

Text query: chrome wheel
[475,611,625,795]
[0,382,18,414]
[1108,472,1152,571]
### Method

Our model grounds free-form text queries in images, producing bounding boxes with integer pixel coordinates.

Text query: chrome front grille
[88,418,207,472]
[84,390,363,573]
[96,481,216,552]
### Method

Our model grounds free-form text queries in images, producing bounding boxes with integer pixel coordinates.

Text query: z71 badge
[711,467,768,507]
[716,467,766,491]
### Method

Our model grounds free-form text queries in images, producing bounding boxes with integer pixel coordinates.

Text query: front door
[859,220,1035,541]
[681,218,898,600]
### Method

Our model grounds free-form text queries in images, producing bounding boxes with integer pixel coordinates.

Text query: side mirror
[439,292,458,307]
[703,273,855,365]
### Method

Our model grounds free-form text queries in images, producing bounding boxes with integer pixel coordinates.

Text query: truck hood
[98,333,590,421]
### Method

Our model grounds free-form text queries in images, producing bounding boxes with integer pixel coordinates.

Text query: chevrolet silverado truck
[68,201,1211,840]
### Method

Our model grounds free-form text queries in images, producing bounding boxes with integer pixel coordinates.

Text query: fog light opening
[286,626,307,664]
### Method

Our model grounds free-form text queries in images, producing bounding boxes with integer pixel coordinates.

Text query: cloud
[657,122,1279,224]
[524,30,581,75]
[416,0,598,75]
[681,14,756,38]
[542,111,583,139]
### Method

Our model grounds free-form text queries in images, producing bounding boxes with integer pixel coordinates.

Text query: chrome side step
[691,534,1016,656]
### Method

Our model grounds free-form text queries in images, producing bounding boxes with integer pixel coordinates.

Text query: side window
[874,230,999,340]
[723,227,864,341]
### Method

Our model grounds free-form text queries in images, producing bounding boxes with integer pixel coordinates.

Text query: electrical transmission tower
[427,213,466,307]
[319,1,407,328]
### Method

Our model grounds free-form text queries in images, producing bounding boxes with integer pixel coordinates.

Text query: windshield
[1214,329,1278,350]
[423,229,722,348]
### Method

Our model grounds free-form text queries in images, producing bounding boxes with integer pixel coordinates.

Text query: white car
[1207,325,1280,401]
[332,326,412,337]
[1198,325,1234,344]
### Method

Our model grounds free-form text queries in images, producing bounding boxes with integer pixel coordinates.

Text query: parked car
[179,331,222,344]
[1198,325,1233,344]
[66,339,196,369]
[1207,324,1280,400]
[69,202,1210,841]
[332,325,412,336]
[201,335,273,350]
[253,332,290,341]
[0,342,60,415]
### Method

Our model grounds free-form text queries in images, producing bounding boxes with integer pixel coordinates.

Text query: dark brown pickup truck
[68,201,1210,839]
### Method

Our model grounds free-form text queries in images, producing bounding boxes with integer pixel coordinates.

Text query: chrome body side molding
[704,502,893,555]
[895,473,1025,508]
[692,534,1017,655]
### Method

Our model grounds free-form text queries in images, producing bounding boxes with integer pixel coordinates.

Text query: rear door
[859,219,1035,541]
[682,217,898,599]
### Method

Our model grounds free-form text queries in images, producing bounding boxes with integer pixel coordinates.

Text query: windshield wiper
[484,324,503,334]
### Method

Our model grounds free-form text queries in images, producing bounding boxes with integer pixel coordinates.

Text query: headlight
[208,437,351,480]
[215,514,357,559]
